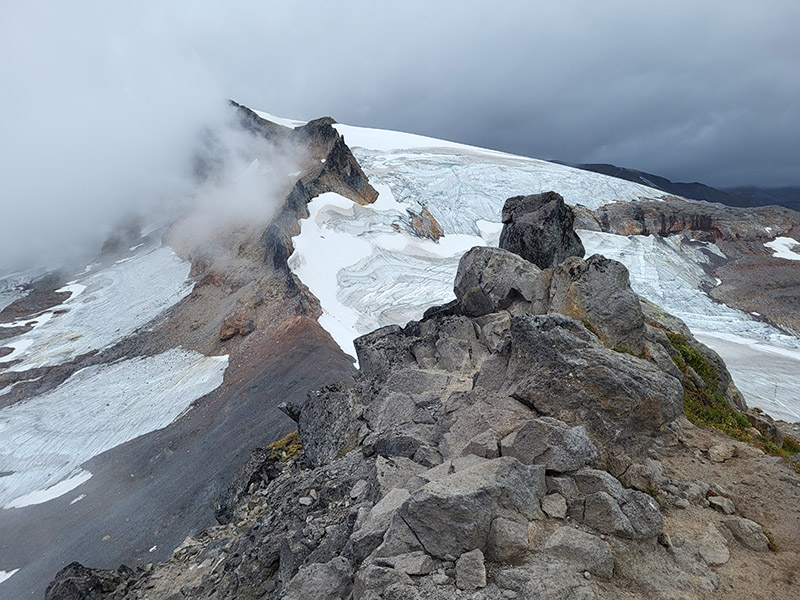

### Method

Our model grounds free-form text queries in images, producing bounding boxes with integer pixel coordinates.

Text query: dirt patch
[659,422,800,599]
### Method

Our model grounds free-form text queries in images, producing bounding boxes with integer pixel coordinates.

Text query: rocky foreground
[46,194,800,599]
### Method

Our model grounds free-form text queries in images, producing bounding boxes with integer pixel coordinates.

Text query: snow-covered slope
[0,242,230,510]
[285,116,800,422]
[0,245,193,372]
[1,348,227,509]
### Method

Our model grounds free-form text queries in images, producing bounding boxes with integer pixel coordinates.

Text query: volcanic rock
[454,247,549,317]
[499,191,585,268]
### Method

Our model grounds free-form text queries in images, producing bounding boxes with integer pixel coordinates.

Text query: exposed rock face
[500,315,683,462]
[499,417,598,472]
[227,103,379,274]
[549,254,647,352]
[499,192,585,268]
[407,206,444,241]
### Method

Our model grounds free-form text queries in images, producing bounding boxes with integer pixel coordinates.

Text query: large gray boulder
[399,456,545,558]
[286,556,353,600]
[571,488,663,540]
[549,254,647,353]
[724,517,770,551]
[543,527,614,578]
[500,417,598,472]
[454,247,550,317]
[498,315,683,458]
[499,191,585,269]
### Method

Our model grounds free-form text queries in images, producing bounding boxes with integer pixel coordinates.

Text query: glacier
[286,116,800,422]
[0,348,228,509]
[0,244,194,372]
[0,242,230,508]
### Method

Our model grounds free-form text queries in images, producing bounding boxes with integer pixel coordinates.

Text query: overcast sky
[1,1,798,268]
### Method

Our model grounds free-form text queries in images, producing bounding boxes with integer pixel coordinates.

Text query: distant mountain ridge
[560,162,800,212]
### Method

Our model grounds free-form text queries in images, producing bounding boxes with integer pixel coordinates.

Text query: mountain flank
[563,162,800,212]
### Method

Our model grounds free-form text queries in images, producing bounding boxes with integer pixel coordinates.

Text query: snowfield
[0,348,228,509]
[286,115,800,422]
[0,246,193,371]
[765,236,800,261]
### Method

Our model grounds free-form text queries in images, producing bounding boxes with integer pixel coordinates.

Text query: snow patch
[765,236,800,261]
[69,494,86,505]
[0,247,193,371]
[333,123,494,154]
[0,349,228,508]
[55,282,86,300]
[251,109,307,129]
[0,569,19,585]
[4,469,92,509]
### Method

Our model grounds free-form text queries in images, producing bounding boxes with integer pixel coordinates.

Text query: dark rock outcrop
[499,192,585,268]
[46,563,136,600]
[454,247,549,318]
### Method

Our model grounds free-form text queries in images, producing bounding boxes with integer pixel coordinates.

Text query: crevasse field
[278,113,800,423]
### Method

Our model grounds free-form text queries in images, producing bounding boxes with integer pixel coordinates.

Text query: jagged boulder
[454,247,550,317]
[285,556,353,600]
[45,563,135,600]
[295,383,362,468]
[499,192,585,269]
[495,315,683,462]
[543,527,614,578]
[549,254,647,353]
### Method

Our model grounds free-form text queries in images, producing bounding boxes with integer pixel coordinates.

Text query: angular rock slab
[544,526,614,578]
[549,254,647,353]
[503,315,684,452]
[456,549,487,591]
[454,246,550,318]
[399,456,545,558]
[286,556,353,600]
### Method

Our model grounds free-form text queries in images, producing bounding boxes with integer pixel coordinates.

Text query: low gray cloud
[1,1,798,269]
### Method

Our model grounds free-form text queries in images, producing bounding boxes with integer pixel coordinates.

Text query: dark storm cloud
[1,1,798,268]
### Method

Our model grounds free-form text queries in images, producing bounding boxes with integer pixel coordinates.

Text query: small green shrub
[668,333,751,442]
[667,332,718,388]
[582,320,599,337]
[782,436,800,454]
[268,430,302,461]
[763,529,778,552]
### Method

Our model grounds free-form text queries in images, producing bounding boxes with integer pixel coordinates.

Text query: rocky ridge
[46,193,800,599]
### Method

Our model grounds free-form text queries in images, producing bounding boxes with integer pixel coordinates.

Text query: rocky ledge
[47,193,800,600]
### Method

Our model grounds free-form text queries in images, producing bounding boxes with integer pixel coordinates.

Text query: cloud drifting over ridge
[1,1,798,268]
